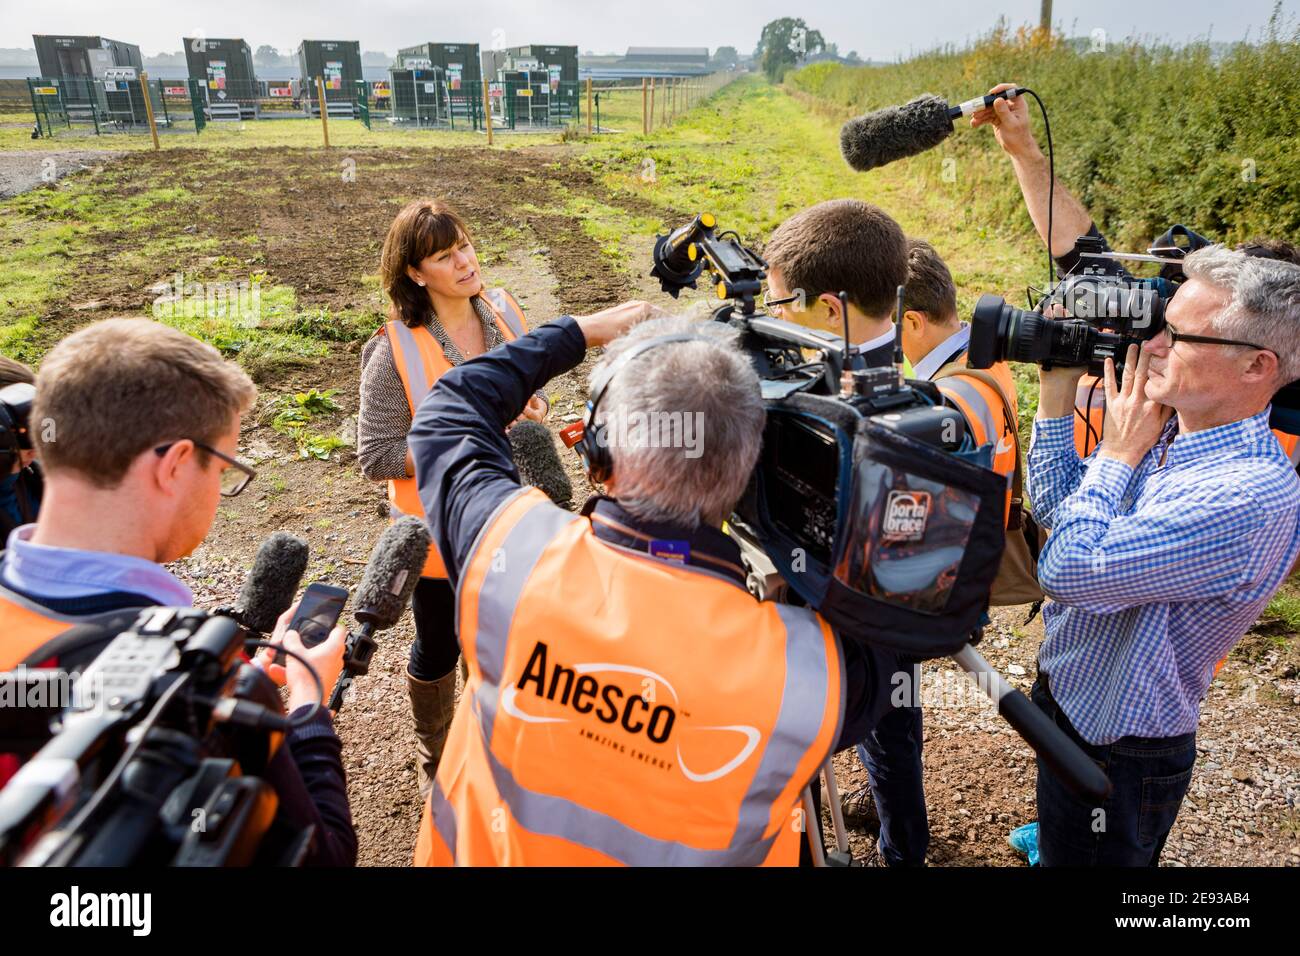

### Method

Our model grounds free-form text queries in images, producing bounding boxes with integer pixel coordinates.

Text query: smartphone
[286,582,349,652]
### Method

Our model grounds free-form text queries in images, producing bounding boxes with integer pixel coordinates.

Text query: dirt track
[0,149,124,198]
[11,145,1300,866]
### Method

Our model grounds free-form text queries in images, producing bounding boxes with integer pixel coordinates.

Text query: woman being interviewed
[359,199,545,799]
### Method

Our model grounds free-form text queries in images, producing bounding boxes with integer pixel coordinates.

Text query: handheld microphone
[228,532,310,635]
[510,419,574,506]
[840,87,1028,172]
[329,516,431,711]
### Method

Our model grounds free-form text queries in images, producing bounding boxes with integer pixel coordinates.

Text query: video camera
[0,382,35,473]
[0,517,428,867]
[966,225,1208,377]
[651,214,1008,658]
[646,215,1112,803]
[0,607,317,866]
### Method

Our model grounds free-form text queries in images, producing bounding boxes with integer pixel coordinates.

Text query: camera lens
[968,294,1096,369]
[967,294,1017,368]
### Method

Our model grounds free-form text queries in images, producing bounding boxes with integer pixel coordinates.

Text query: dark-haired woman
[359,199,545,799]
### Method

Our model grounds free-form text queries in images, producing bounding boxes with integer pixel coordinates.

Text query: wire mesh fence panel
[589,83,648,133]
[18,69,743,141]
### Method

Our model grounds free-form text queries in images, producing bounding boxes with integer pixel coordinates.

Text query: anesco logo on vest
[505,641,762,783]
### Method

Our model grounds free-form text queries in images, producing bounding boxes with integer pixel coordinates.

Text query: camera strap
[930,364,1046,609]
[931,362,1023,528]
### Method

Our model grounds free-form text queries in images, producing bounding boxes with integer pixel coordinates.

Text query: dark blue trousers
[1032,675,1196,866]
[857,659,930,866]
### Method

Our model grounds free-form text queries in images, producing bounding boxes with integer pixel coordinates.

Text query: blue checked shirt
[1027,408,1300,745]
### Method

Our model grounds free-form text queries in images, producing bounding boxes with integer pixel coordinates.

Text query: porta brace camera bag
[748,392,1007,658]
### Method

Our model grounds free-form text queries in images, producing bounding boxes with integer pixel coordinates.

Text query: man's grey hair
[591,315,765,528]
[1183,244,1300,383]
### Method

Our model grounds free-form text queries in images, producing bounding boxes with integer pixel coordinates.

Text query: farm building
[582,46,713,80]
[621,47,710,70]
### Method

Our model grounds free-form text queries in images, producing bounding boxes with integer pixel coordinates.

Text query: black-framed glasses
[155,440,257,497]
[761,289,803,317]
[1160,320,1271,354]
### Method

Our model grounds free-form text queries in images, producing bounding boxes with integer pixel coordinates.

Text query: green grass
[576,74,1046,318]
[1262,590,1300,637]
[152,282,379,382]
[0,178,201,362]
[1,115,568,152]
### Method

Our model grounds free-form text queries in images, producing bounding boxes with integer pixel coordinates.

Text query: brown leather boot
[407,667,458,801]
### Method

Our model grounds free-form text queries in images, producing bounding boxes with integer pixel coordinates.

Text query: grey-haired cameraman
[970,82,1300,461]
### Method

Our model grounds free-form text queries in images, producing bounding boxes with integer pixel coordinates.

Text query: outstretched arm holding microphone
[968,82,1094,260]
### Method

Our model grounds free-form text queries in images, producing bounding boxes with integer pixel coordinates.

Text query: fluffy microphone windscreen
[238,531,309,633]
[840,94,954,172]
[354,516,430,630]
[510,419,573,506]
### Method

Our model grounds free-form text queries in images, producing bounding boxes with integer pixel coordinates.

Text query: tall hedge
[786,16,1300,252]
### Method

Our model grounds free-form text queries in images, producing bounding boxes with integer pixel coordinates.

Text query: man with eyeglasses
[762,199,916,375]
[0,318,356,865]
[1024,245,1300,865]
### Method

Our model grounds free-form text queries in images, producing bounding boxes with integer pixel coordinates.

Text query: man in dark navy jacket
[407,301,901,806]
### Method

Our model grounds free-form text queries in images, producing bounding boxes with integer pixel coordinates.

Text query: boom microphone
[510,419,574,506]
[840,87,1028,172]
[233,532,309,634]
[329,516,431,710]
[354,515,430,630]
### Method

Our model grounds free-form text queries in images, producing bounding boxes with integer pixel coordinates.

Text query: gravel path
[0,149,123,198]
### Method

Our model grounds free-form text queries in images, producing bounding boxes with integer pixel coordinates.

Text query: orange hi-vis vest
[933,358,1020,526]
[414,488,845,866]
[380,287,526,579]
[1072,375,1108,458]
[0,583,79,670]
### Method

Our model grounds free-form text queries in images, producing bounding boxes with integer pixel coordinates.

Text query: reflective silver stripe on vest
[429,778,458,858]
[388,320,431,412]
[729,602,834,847]
[461,499,836,865]
[485,288,525,338]
[941,375,1000,445]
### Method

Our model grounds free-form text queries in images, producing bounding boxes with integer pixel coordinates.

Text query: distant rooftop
[624,46,709,57]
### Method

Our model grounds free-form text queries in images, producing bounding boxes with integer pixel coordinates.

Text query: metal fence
[27,75,202,136]
[23,70,741,140]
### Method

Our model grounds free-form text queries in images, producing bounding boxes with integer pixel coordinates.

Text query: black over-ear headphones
[576,333,704,485]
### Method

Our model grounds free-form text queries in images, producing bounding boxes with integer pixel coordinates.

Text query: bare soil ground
[10,146,1299,867]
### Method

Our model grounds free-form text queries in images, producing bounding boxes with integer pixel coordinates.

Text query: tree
[755,18,825,82]
[711,45,739,68]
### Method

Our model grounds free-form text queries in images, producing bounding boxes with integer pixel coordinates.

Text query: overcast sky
[2,0,1295,60]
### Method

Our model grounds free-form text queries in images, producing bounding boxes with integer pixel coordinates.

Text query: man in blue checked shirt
[1026,244,1300,866]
